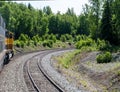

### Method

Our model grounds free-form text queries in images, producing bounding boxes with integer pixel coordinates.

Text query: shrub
[42,40,54,48]
[97,39,111,51]
[75,38,95,49]
[20,41,25,48]
[117,71,120,76]
[64,34,73,41]
[96,51,112,63]
[18,34,29,42]
[14,40,25,48]
[14,40,21,48]
[49,34,57,43]
[48,40,54,48]
[74,35,81,42]
[60,35,66,42]
[28,40,34,47]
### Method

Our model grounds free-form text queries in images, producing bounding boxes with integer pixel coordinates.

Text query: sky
[14,0,89,15]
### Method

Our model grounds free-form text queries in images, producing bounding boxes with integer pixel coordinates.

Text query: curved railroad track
[23,50,65,92]
[0,48,80,92]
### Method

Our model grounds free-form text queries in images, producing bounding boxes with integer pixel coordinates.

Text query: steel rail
[24,49,72,92]
[27,59,41,92]
[37,55,65,92]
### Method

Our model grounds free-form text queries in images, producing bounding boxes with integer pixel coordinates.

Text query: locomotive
[0,14,14,71]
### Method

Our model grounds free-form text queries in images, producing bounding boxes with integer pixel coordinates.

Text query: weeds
[54,50,80,68]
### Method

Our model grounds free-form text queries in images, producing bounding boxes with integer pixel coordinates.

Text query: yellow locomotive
[0,15,14,71]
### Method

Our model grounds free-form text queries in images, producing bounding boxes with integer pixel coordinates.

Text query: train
[0,14,14,71]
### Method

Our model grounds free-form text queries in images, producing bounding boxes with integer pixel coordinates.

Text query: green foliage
[18,34,29,42]
[112,0,120,45]
[14,40,21,48]
[88,0,102,39]
[42,34,57,43]
[60,35,66,42]
[117,70,120,76]
[42,40,54,48]
[96,51,112,63]
[59,34,73,43]
[43,6,52,15]
[14,40,25,48]
[28,40,34,47]
[75,36,113,52]
[97,39,111,51]
[55,50,79,68]
[0,0,120,49]
[20,41,25,48]
[48,34,57,43]
[77,14,89,35]
[64,34,73,41]
[74,35,81,42]
[75,37,95,49]
[32,35,41,46]
[100,0,113,44]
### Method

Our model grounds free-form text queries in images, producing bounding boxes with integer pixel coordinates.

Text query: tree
[40,17,49,35]
[112,0,120,45]
[43,6,52,15]
[0,4,11,29]
[77,14,89,36]
[100,0,113,43]
[88,0,103,39]
[66,8,75,16]
[28,3,33,10]
[48,15,58,34]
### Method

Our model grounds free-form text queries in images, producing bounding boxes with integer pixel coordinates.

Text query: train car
[0,14,14,71]
[4,31,14,64]
[0,15,6,71]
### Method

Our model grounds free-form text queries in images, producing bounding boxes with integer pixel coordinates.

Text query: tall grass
[55,50,80,68]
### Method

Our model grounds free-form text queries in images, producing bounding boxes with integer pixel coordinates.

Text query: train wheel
[4,53,9,65]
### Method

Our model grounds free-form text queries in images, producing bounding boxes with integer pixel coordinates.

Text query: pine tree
[112,0,120,45]
[100,0,113,43]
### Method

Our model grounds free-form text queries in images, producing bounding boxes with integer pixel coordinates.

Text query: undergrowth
[54,50,80,68]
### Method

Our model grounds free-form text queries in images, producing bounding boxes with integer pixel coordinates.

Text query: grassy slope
[52,48,120,91]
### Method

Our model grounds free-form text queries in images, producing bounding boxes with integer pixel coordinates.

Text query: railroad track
[23,50,65,92]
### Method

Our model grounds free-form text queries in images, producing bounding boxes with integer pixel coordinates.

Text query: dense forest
[0,0,120,49]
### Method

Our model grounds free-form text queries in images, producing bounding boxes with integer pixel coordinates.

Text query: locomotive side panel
[0,25,6,71]
[0,14,14,71]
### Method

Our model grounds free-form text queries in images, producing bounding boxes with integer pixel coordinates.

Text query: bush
[18,34,29,42]
[75,38,95,49]
[42,40,54,48]
[14,40,25,48]
[64,34,73,41]
[49,34,57,43]
[74,35,81,42]
[60,35,66,42]
[20,41,25,48]
[28,40,34,47]
[14,40,21,48]
[96,51,112,63]
[76,37,112,52]
[97,39,111,51]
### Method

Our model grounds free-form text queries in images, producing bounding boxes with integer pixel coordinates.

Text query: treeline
[0,0,120,46]
[0,1,79,39]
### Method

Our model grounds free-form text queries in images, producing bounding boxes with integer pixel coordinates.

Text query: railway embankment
[52,50,120,92]
[0,48,120,92]
[0,49,85,92]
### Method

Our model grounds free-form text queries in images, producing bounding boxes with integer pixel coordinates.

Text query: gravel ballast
[0,49,89,92]
[0,52,42,92]
[40,50,87,92]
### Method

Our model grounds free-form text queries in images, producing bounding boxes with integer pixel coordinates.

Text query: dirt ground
[52,51,120,92]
